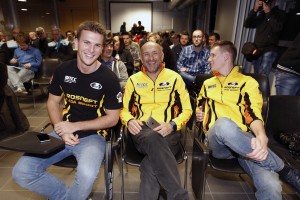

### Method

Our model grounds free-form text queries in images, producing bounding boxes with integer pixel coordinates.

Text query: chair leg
[184,155,188,190]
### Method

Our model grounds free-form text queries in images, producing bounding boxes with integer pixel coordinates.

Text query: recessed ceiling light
[18,0,27,2]
[45,12,50,15]
[21,8,28,11]
[297,13,300,16]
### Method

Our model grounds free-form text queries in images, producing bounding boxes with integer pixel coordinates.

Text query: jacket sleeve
[244,10,264,28]
[120,78,135,126]
[243,78,264,125]
[171,75,192,130]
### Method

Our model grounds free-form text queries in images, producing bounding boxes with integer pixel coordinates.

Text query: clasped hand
[128,120,173,137]
[54,121,79,146]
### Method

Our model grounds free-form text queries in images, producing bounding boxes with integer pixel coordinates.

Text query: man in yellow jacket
[120,42,191,200]
[196,40,300,199]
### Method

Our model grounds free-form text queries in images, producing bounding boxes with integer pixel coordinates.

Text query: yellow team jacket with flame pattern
[197,66,263,133]
[120,65,192,131]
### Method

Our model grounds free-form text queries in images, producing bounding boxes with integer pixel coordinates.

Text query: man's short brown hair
[76,21,106,41]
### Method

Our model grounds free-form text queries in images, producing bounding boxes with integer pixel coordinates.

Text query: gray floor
[0,96,299,200]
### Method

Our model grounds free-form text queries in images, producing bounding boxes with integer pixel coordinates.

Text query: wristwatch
[169,121,177,131]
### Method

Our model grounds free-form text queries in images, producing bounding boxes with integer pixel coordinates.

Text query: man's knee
[209,117,237,138]
[12,158,36,186]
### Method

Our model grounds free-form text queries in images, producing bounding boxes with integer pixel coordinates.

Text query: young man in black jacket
[244,0,285,76]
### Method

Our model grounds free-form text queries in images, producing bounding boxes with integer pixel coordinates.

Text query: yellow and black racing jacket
[197,66,263,133]
[120,64,192,131]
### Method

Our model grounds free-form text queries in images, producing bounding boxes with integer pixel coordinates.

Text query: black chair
[265,96,300,170]
[31,58,62,96]
[42,123,119,200]
[191,73,270,200]
[120,125,188,200]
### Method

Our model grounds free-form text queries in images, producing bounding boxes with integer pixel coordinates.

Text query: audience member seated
[170,33,180,49]
[28,31,39,48]
[122,32,141,73]
[35,27,50,57]
[172,31,190,62]
[7,34,42,94]
[0,31,6,47]
[66,30,78,51]
[113,35,134,76]
[45,27,73,61]
[203,33,209,49]
[208,32,220,48]
[177,29,210,87]
[1,27,21,65]
[100,35,128,90]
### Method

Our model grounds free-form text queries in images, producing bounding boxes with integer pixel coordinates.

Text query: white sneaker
[15,87,28,95]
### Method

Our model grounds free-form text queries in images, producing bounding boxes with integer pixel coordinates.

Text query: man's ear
[223,52,230,61]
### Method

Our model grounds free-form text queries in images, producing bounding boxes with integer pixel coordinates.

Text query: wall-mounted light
[45,12,50,15]
[18,0,27,2]
[296,13,300,16]
[21,8,28,11]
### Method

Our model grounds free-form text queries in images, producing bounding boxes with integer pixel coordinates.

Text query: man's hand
[23,63,31,69]
[153,122,173,137]
[61,132,80,146]
[196,106,204,122]
[179,67,187,72]
[254,0,263,12]
[246,135,269,161]
[54,121,78,136]
[10,58,18,64]
[128,119,143,135]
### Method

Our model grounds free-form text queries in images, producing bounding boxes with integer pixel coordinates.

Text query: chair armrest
[192,137,210,200]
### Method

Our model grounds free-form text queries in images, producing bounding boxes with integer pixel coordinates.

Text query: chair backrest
[40,58,62,79]
[265,95,300,140]
[193,73,270,119]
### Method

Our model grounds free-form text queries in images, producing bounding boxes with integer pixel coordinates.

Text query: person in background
[0,31,6,47]
[7,34,42,94]
[196,40,300,199]
[100,35,128,89]
[122,31,141,73]
[137,21,145,35]
[1,27,21,65]
[66,30,78,51]
[113,35,134,76]
[12,20,122,200]
[120,21,127,35]
[275,32,300,96]
[35,27,50,57]
[170,33,180,49]
[172,31,190,62]
[244,0,285,76]
[208,32,220,48]
[120,41,191,200]
[46,27,73,61]
[203,33,209,49]
[177,29,210,87]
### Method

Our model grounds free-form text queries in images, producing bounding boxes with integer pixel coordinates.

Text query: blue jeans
[7,66,34,90]
[12,132,106,200]
[275,69,300,96]
[252,51,278,76]
[179,71,196,87]
[206,118,284,200]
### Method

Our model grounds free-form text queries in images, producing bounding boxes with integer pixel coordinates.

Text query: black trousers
[132,124,189,200]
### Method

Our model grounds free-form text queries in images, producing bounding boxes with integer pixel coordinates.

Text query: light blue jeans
[12,132,106,200]
[207,118,284,200]
[275,69,300,96]
[252,51,278,76]
[7,66,34,90]
[179,71,196,87]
